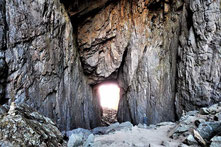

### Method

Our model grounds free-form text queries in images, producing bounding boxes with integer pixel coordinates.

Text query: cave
[0,0,220,137]
[0,0,221,146]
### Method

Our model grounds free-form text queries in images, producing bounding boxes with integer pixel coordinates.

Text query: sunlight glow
[98,83,120,110]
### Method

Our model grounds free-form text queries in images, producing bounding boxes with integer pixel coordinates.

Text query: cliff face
[76,0,181,124]
[1,0,101,131]
[0,0,220,131]
[176,0,221,117]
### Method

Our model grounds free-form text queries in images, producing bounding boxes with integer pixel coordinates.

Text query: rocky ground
[66,103,221,147]
[1,102,221,147]
[0,103,66,147]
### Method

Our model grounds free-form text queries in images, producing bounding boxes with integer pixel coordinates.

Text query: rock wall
[0,0,220,131]
[75,0,221,125]
[77,0,182,124]
[2,0,101,131]
[0,103,66,146]
[117,0,181,124]
[176,0,221,117]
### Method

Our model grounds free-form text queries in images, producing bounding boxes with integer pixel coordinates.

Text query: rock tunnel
[0,0,220,132]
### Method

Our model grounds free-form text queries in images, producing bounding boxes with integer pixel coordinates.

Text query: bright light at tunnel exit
[98,83,120,110]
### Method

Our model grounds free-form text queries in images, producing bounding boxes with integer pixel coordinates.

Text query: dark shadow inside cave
[94,81,121,126]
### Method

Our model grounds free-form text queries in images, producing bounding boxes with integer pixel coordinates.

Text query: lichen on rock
[0,103,66,146]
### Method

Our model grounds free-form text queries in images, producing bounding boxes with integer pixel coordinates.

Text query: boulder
[118,121,133,130]
[83,134,95,147]
[92,126,108,135]
[210,136,221,147]
[67,134,83,147]
[197,122,221,141]
[184,134,198,145]
[0,103,66,146]
[66,128,92,141]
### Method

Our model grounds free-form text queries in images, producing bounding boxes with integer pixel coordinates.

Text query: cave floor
[94,124,182,147]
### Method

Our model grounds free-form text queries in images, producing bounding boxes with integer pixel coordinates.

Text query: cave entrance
[97,82,120,125]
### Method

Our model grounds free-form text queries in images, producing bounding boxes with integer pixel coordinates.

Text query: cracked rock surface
[3,0,101,131]
[77,0,181,125]
[176,0,221,117]
[0,0,220,132]
[0,103,66,147]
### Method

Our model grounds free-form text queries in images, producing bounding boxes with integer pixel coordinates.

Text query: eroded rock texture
[0,0,220,132]
[77,0,182,124]
[176,0,221,117]
[3,0,101,131]
[0,103,66,146]
[76,0,221,125]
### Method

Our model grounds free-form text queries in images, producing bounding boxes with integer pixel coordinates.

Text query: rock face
[77,0,181,124]
[0,103,66,146]
[75,0,221,125]
[3,0,101,131]
[176,0,221,117]
[0,0,220,131]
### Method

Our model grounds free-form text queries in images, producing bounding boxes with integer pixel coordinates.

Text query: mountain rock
[3,0,101,131]
[0,0,220,131]
[176,0,221,117]
[0,103,66,146]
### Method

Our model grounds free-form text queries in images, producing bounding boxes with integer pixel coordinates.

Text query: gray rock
[197,122,221,141]
[156,122,175,127]
[92,126,108,135]
[1,0,221,136]
[184,134,198,145]
[137,123,145,129]
[186,110,199,116]
[214,112,221,121]
[210,136,221,147]
[199,108,210,115]
[74,0,182,126]
[208,104,221,114]
[0,104,8,115]
[83,134,95,147]
[3,0,101,130]
[178,144,189,147]
[174,124,191,133]
[200,104,221,115]
[0,51,4,58]
[176,0,221,117]
[105,122,120,133]
[66,128,92,141]
[67,134,83,147]
[0,141,13,147]
[0,103,66,146]
[95,122,134,134]
[119,121,133,129]
[148,124,157,129]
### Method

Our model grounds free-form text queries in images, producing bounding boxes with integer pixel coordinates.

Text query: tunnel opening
[96,81,120,126]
